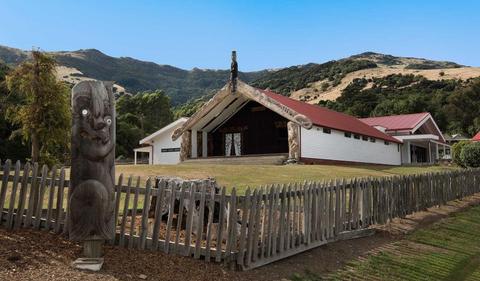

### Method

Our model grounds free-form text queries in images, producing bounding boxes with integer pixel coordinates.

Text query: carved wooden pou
[69,80,115,242]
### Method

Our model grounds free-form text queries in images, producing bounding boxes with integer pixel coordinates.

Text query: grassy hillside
[320,74,480,136]
[2,46,479,136]
[251,58,378,95]
[0,45,267,105]
[254,52,478,103]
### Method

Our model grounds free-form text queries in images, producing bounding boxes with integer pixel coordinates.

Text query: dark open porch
[209,101,288,157]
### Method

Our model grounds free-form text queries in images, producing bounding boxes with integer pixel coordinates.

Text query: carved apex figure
[69,80,116,241]
[230,51,238,93]
[287,121,300,161]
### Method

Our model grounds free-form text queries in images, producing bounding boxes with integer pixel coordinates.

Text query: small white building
[133,117,188,165]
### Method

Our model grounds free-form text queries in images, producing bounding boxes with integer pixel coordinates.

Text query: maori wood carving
[287,121,300,160]
[179,130,191,161]
[69,80,116,241]
[171,85,230,141]
[230,51,238,93]
[238,81,313,129]
[171,80,314,141]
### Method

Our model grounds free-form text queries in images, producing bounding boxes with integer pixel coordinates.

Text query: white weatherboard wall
[301,126,402,165]
[150,126,182,165]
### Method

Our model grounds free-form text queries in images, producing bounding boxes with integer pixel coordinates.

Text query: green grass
[320,204,480,281]
[2,163,457,210]
[112,163,457,193]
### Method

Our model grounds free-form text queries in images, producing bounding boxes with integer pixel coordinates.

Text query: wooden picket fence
[0,159,479,270]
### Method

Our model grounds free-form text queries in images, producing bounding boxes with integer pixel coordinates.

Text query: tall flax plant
[5,51,71,166]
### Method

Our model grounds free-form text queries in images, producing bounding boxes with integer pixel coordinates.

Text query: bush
[321,82,329,91]
[452,140,470,167]
[460,142,480,168]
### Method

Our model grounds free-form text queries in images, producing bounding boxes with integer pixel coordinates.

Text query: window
[384,141,390,145]
[161,147,181,153]
[323,128,331,134]
[362,136,368,141]
[369,137,376,143]
[354,134,360,140]
[344,132,351,138]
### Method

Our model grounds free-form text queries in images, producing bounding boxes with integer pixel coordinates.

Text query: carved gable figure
[69,80,116,241]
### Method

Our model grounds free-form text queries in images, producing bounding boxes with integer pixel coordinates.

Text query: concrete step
[182,154,288,165]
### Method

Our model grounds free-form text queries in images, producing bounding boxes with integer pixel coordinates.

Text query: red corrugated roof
[260,89,402,144]
[359,112,430,131]
[473,132,480,141]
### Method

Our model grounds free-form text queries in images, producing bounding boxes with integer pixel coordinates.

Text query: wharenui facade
[139,53,452,167]
[171,79,403,166]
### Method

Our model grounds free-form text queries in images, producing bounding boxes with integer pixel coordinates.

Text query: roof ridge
[260,89,371,121]
[360,112,430,120]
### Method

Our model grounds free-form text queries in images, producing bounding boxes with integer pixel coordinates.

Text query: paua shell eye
[105,117,112,125]
[81,109,89,116]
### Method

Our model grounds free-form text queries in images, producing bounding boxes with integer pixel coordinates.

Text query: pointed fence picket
[0,159,479,270]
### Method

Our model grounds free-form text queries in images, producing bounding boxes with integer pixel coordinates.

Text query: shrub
[452,140,470,167]
[439,71,445,76]
[321,82,329,91]
[460,142,480,168]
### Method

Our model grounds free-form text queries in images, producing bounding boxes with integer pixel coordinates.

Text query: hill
[0,45,267,105]
[2,45,479,135]
[252,52,480,104]
[3,45,480,107]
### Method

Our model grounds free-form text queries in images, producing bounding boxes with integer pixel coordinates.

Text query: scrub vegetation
[320,74,480,137]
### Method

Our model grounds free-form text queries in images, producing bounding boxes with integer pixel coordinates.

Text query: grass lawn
[114,163,457,192]
[1,163,458,208]
[292,204,480,281]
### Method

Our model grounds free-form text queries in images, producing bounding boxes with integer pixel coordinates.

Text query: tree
[0,63,30,162]
[442,79,480,135]
[116,90,173,158]
[460,142,480,168]
[320,74,479,136]
[4,51,71,165]
[452,140,470,167]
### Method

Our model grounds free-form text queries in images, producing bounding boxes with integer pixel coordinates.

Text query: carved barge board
[171,80,313,141]
[172,85,230,141]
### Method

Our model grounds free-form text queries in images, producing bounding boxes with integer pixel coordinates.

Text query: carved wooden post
[178,130,191,162]
[69,80,116,271]
[230,50,238,93]
[287,121,300,162]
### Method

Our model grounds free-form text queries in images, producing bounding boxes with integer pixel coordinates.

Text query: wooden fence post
[6,161,21,230]
[0,160,12,225]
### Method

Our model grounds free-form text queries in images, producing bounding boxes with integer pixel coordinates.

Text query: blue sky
[1,0,479,71]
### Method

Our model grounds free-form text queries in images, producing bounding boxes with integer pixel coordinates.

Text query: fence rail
[0,159,479,270]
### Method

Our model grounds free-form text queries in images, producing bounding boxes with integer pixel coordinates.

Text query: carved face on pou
[72,81,114,161]
[70,80,115,241]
